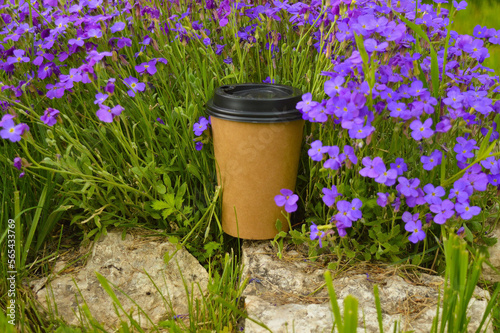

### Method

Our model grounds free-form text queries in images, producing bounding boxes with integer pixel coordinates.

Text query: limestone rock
[242,241,493,333]
[33,230,208,330]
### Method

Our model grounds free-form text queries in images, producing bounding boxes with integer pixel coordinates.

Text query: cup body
[207,84,304,239]
[211,117,303,239]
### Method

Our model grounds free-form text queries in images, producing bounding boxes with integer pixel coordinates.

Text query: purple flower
[410,118,434,141]
[453,137,478,163]
[195,141,203,151]
[40,108,60,126]
[467,172,488,192]
[7,49,30,65]
[436,118,452,133]
[223,57,232,64]
[308,140,328,161]
[274,189,299,213]
[407,80,427,97]
[0,115,27,142]
[364,39,388,53]
[110,22,126,33]
[359,156,379,178]
[94,93,109,105]
[297,93,318,113]
[343,145,358,165]
[481,156,500,174]
[310,223,326,248]
[13,157,22,170]
[46,83,65,99]
[457,226,465,236]
[448,180,472,203]
[96,104,123,123]
[87,29,102,39]
[377,192,389,207]
[324,76,345,97]
[349,198,363,220]
[402,211,419,224]
[335,200,353,224]
[193,117,209,136]
[423,184,445,205]
[430,199,455,224]
[390,158,407,176]
[374,161,397,186]
[135,59,157,75]
[262,76,275,84]
[405,220,426,244]
[323,146,346,170]
[123,77,146,97]
[455,202,481,220]
[60,68,83,89]
[105,78,116,94]
[453,0,467,10]
[322,186,342,207]
[421,150,442,171]
[396,177,420,198]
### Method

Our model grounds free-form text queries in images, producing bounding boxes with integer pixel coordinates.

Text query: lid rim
[207,84,303,123]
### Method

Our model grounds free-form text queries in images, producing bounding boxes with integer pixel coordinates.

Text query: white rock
[33,230,208,330]
[241,241,493,333]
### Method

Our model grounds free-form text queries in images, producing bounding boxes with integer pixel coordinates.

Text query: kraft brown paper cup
[211,117,304,239]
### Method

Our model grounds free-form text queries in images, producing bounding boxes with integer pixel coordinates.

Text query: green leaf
[353,32,369,65]
[343,295,359,333]
[478,128,493,157]
[152,200,169,211]
[464,225,474,243]
[161,208,175,219]
[156,184,166,194]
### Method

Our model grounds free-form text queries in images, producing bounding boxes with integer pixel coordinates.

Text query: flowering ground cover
[0,0,499,330]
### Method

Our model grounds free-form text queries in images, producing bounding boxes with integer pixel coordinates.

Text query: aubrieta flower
[421,150,442,171]
[135,59,157,75]
[7,49,30,64]
[310,222,326,248]
[297,93,318,114]
[423,184,445,205]
[96,104,124,123]
[123,77,145,97]
[377,192,389,207]
[390,158,407,176]
[13,156,25,178]
[453,136,479,163]
[308,140,327,161]
[94,93,109,105]
[453,0,467,11]
[323,146,346,170]
[274,189,299,213]
[481,156,499,174]
[0,114,29,142]
[455,202,481,220]
[410,118,434,141]
[40,108,60,126]
[193,117,210,136]
[430,199,455,224]
[13,157,22,170]
[396,177,420,198]
[110,21,126,33]
[402,211,419,224]
[405,220,426,244]
[322,186,342,207]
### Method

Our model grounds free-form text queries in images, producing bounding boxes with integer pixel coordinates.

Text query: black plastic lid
[206,84,303,123]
